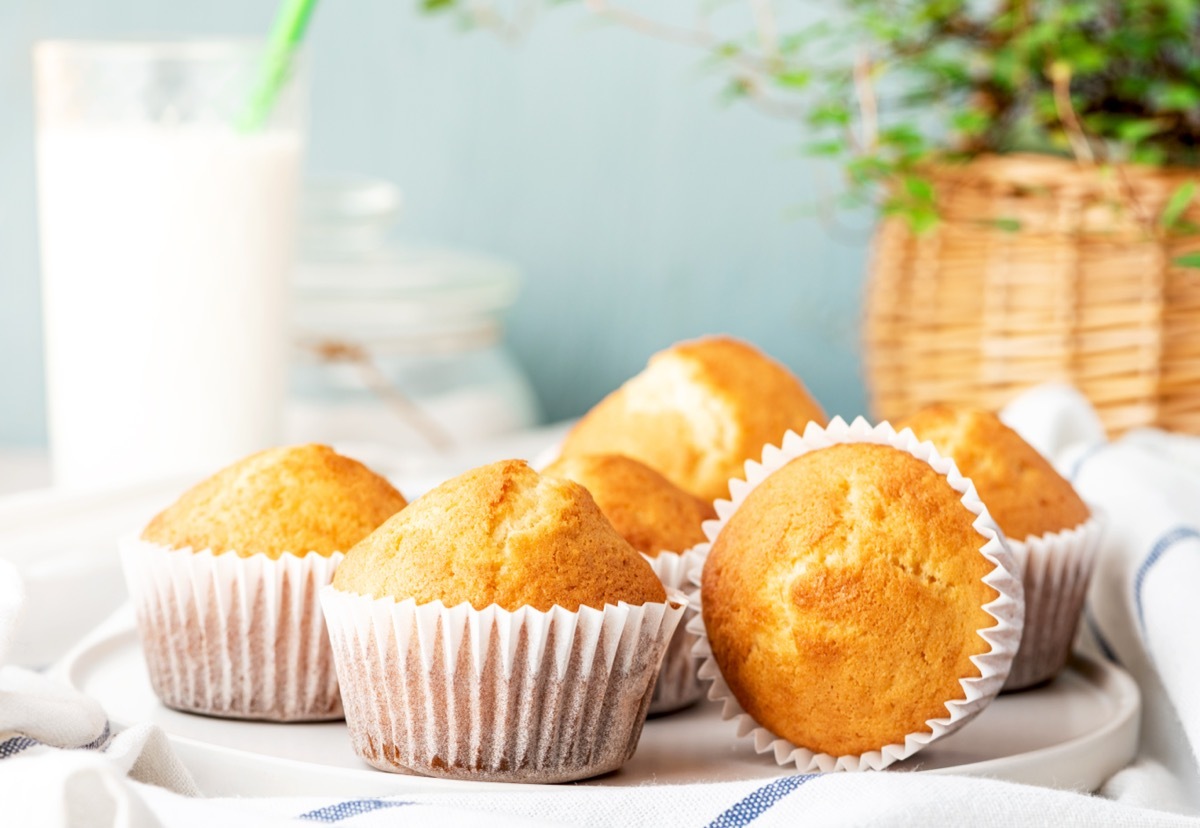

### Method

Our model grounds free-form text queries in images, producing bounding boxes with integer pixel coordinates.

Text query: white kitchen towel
[0,556,198,827]
[6,388,1200,827]
[121,771,1200,827]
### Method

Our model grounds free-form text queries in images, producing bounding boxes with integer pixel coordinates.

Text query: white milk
[36,126,302,487]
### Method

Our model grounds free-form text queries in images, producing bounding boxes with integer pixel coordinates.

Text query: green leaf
[1162,181,1197,229]
[1173,253,1200,269]
[1116,119,1165,145]
[904,176,934,203]
[1154,83,1200,111]
[1131,145,1168,166]
[907,207,940,234]
[717,78,751,106]
[421,0,455,11]
[846,155,891,185]
[988,217,1022,232]
[808,102,852,128]
[951,109,990,135]
[773,69,812,89]
[805,140,845,157]
[879,124,925,149]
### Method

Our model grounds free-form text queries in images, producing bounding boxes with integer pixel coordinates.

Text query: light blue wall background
[0,0,870,446]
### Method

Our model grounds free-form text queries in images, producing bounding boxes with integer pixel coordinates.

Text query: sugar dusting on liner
[1004,513,1105,691]
[644,549,705,715]
[119,537,343,722]
[320,586,687,783]
[685,415,1025,772]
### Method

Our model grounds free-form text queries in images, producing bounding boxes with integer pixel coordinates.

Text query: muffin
[691,418,1022,771]
[120,444,406,721]
[559,336,827,502]
[542,453,713,557]
[322,459,686,783]
[897,404,1103,690]
[543,453,713,713]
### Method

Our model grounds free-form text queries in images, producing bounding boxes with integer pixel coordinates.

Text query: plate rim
[900,653,1140,779]
[58,617,1141,793]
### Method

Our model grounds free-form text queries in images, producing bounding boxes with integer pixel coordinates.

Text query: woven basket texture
[865,154,1200,435]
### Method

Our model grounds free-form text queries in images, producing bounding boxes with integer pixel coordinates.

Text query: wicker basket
[865,153,1200,435]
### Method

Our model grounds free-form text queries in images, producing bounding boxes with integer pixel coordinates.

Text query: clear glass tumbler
[33,40,305,487]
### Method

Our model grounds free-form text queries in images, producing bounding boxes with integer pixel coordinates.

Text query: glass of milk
[33,40,304,487]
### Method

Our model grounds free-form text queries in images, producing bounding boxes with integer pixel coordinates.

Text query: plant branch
[466,0,533,42]
[746,0,780,62]
[1113,165,1157,233]
[582,0,781,76]
[583,0,717,52]
[734,72,820,121]
[1049,60,1094,164]
[853,48,878,151]
[308,340,455,452]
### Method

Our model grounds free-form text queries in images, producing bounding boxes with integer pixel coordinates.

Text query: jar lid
[303,174,403,226]
[293,244,520,338]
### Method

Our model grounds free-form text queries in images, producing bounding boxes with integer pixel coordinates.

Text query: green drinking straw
[236,0,318,132]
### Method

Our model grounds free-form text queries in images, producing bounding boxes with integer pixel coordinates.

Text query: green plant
[420,0,1200,230]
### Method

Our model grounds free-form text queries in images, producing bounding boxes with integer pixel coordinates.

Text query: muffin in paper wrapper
[320,585,687,783]
[1003,514,1105,691]
[687,416,1025,772]
[644,549,705,715]
[119,537,343,722]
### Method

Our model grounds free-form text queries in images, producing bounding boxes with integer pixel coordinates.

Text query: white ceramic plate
[60,610,1140,797]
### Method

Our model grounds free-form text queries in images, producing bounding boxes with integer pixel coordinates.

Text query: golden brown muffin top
[559,335,827,503]
[333,459,667,612]
[542,453,715,557]
[896,404,1091,541]
[702,443,998,757]
[141,444,407,558]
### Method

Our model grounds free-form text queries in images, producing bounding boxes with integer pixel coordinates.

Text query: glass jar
[285,175,541,452]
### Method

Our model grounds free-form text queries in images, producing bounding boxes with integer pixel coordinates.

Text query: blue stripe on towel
[1083,606,1119,664]
[1068,441,1108,482]
[80,722,112,751]
[298,799,412,822]
[705,774,817,828]
[0,736,39,759]
[0,722,111,760]
[1134,527,1200,630]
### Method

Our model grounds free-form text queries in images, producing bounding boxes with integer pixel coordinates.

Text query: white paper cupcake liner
[119,537,343,722]
[1003,513,1105,691]
[320,586,687,783]
[686,415,1024,772]
[645,549,705,715]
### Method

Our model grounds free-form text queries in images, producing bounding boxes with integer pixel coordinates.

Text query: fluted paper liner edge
[320,585,687,783]
[645,548,705,715]
[1003,513,1105,690]
[119,536,343,721]
[685,415,1025,772]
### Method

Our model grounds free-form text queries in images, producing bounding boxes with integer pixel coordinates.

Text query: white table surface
[0,447,51,495]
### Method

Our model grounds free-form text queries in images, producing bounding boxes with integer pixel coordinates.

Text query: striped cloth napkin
[4,385,1200,827]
